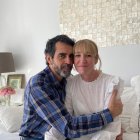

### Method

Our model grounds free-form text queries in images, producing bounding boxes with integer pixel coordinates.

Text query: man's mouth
[62,65,72,71]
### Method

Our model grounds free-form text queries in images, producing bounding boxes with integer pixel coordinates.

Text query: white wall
[0,0,60,83]
[98,45,140,86]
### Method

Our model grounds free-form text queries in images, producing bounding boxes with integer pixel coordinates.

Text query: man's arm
[29,79,122,138]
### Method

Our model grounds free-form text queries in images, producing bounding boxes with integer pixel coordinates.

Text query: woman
[45,39,123,140]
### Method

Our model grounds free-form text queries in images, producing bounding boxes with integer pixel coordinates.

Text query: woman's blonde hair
[74,39,102,70]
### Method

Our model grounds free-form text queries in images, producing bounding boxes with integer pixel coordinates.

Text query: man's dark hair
[45,34,75,57]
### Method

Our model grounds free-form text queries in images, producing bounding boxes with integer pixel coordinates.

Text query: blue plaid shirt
[19,67,113,139]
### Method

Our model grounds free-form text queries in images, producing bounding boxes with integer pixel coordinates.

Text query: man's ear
[45,54,53,65]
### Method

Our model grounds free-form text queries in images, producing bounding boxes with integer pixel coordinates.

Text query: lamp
[0,52,15,87]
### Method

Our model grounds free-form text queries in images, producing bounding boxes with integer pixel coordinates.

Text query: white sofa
[121,75,140,140]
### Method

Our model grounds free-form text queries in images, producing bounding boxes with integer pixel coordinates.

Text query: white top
[45,72,123,140]
[65,72,123,140]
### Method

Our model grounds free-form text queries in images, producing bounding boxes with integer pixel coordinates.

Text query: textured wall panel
[59,0,140,47]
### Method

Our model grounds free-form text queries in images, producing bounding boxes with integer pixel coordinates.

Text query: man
[19,35,123,140]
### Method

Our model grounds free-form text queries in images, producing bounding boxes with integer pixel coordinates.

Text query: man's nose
[65,56,73,64]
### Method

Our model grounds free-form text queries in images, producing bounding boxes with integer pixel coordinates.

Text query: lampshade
[0,52,15,73]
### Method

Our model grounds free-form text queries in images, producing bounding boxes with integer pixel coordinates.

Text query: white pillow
[129,75,140,132]
[129,102,139,132]
[120,87,136,116]
[131,75,140,102]
[131,75,140,92]
[120,87,137,132]
[0,106,23,132]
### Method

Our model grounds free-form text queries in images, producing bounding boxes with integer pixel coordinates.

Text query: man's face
[47,42,74,80]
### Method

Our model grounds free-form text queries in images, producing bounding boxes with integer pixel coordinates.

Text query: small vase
[4,95,11,106]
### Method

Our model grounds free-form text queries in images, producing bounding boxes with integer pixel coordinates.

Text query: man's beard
[53,63,73,78]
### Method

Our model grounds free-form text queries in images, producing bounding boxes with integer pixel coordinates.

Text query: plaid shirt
[19,67,113,139]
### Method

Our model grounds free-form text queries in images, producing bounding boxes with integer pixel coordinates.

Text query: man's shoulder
[29,68,51,85]
[31,69,46,80]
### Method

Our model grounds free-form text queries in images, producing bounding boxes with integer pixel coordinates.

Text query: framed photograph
[7,74,25,89]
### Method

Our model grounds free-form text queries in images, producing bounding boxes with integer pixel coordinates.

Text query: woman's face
[74,48,96,75]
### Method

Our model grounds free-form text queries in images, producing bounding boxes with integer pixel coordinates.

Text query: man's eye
[59,54,65,58]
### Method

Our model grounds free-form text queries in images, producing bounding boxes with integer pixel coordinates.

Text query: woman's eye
[87,55,91,57]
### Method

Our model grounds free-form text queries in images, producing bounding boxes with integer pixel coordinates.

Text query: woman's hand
[108,89,123,118]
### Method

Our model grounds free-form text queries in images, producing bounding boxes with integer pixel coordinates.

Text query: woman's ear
[95,55,99,64]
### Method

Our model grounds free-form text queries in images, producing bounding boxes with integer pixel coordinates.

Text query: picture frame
[7,74,25,89]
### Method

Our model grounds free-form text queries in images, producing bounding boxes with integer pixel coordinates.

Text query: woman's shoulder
[101,72,123,87]
[101,72,121,81]
[102,72,124,93]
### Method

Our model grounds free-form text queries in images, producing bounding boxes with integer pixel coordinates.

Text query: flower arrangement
[0,86,16,106]
[0,86,16,96]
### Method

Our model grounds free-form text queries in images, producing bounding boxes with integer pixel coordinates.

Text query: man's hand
[108,89,123,118]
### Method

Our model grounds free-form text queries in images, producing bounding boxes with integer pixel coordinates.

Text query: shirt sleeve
[101,76,123,140]
[28,77,113,138]
[104,76,124,108]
